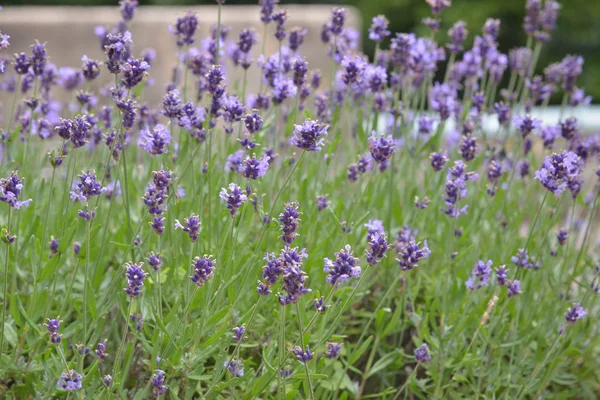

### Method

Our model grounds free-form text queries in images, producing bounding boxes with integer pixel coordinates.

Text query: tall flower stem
[2,75,22,164]
[277,305,287,399]
[83,218,92,343]
[110,299,134,396]
[0,207,11,353]
[295,302,314,399]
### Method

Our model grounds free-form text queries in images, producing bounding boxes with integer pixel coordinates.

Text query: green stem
[295,302,314,399]
[1,207,11,353]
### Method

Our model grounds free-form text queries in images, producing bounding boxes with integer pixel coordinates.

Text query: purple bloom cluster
[415,343,431,363]
[124,262,147,297]
[324,245,361,286]
[279,201,301,246]
[292,345,313,362]
[220,183,248,217]
[325,342,342,359]
[139,124,171,155]
[57,370,83,392]
[565,303,586,323]
[396,240,431,271]
[45,318,62,344]
[465,260,492,290]
[225,358,245,377]
[442,161,479,217]
[151,369,168,398]
[70,171,105,202]
[175,214,201,241]
[190,255,216,287]
[0,172,32,209]
[291,119,329,152]
[534,151,582,197]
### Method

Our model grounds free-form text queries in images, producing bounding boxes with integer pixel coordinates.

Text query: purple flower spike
[170,12,199,47]
[0,172,32,210]
[57,370,83,392]
[219,183,248,217]
[139,124,172,155]
[415,343,432,363]
[151,369,168,398]
[224,359,244,377]
[369,15,390,42]
[292,345,313,363]
[291,119,329,152]
[174,214,201,241]
[190,255,216,287]
[397,240,430,271]
[366,234,390,266]
[324,245,361,286]
[239,154,270,180]
[325,342,342,359]
[232,325,246,342]
[465,260,493,291]
[279,202,301,246]
[507,280,522,297]
[124,262,147,297]
[121,58,150,88]
[534,151,581,197]
[368,132,396,164]
[565,303,586,323]
[70,171,105,203]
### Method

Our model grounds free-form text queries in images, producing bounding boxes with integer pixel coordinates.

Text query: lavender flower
[397,240,431,271]
[219,183,247,217]
[514,115,542,137]
[57,370,83,392]
[496,266,508,286]
[442,160,479,217]
[317,195,328,212]
[507,280,522,297]
[147,252,162,271]
[565,303,586,323]
[124,262,147,297]
[415,343,431,363]
[292,345,313,362]
[174,214,201,241]
[189,255,216,287]
[534,151,582,197]
[232,325,246,342]
[272,10,288,41]
[557,229,568,246]
[95,339,108,360]
[260,0,278,23]
[460,135,477,161]
[324,245,361,286]
[325,342,342,359]
[366,234,390,266]
[369,15,391,42]
[102,375,112,388]
[369,132,396,164]
[447,21,468,53]
[315,296,328,313]
[45,318,62,344]
[329,7,346,36]
[120,0,138,21]
[162,89,183,120]
[224,359,244,377]
[70,171,105,202]
[0,172,32,209]
[139,124,171,155]
[278,247,311,305]
[151,370,168,398]
[239,154,270,180]
[291,119,329,152]
[430,152,448,172]
[121,58,150,88]
[244,111,263,134]
[170,12,199,47]
[289,27,308,52]
[465,260,493,290]
[279,202,301,246]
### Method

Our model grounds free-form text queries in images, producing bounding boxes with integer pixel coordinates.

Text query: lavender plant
[0,0,599,398]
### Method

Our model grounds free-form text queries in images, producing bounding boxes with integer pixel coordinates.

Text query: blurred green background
[4,0,600,102]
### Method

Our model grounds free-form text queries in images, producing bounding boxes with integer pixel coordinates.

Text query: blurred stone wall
[0,5,360,104]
